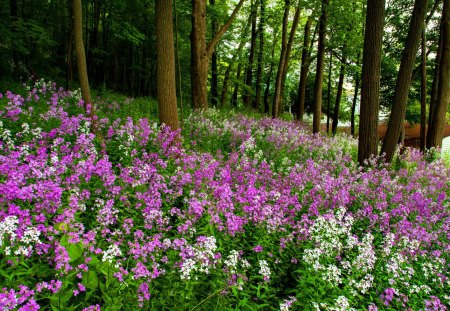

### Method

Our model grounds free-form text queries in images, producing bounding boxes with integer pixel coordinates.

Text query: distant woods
[0,0,449,161]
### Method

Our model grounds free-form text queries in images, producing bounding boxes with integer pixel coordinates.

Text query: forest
[0,0,449,310]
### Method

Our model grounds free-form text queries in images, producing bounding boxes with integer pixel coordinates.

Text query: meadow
[0,80,449,310]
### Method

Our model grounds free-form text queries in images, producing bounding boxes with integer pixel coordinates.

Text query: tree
[271,0,290,118]
[381,0,429,162]
[312,0,330,134]
[73,0,96,131]
[420,27,427,151]
[243,0,258,107]
[272,0,302,118]
[210,0,219,107]
[332,48,347,135]
[427,0,450,148]
[295,16,314,121]
[155,0,179,131]
[357,0,385,164]
[190,0,245,110]
[254,0,266,110]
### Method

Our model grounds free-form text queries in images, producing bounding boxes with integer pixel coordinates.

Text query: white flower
[102,244,122,263]
[20,227,41,245]
[259,260,271,281]
[180,258,196,280]
[0,216,19,246]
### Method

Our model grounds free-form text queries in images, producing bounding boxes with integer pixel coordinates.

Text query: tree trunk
[295,16,313,121]
[232,62,243,107]
[272,0,290,118]
[220,17,251,107]
[326,52,332,134]
[210,0,219,107]
[73,0,96,129]
[427,7,444,148]
[358,0,385,164]
[427,0,450,148]
[254,0,266,111]
[264,30,278,115]
[280,3,302,110]
[243,0,257,107]
[156,0,179,131]
[191,0,245,110]
[312,0,330,134]
[191,0,209,110]
[350,74,360,137]
[332,52,346,135]
[420,27,427,151]
[381,0,429,162]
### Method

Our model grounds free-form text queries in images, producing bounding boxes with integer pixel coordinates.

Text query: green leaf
[66,243,84,263]
[83,270,99,290]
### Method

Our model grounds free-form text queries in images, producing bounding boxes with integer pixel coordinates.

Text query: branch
[206,0,246,57]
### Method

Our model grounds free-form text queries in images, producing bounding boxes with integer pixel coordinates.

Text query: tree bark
[312,0,330,134]
[350,73,360,137]
[254,0,266,111]
[210,0,219,107]
[73,0,96,130]
[420,27,427,151]
[381,0,429,162]
[191,0,245,110]
[271,0,290,118]
[264,30,278,115]
[220,39,246,107]
[295,16,313,121]
[427,8,444,148]
[243,0,257,107]
[156,0,179,131]
[232,62,243,107]
[358,0,385,164]
[326,52,332,134]
[279,3,302,110]
[427,0,450,148]
[332,51,347,135]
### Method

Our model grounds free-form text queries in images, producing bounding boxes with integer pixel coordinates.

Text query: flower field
[0,81,449,310]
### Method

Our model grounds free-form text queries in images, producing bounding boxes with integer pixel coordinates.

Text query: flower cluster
[0,85,449,310]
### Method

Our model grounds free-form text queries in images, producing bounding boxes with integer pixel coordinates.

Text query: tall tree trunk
[210,0,219,107]
[220,17,251,107]
[243,0,258,107]
[156,0,179,131]
[264,30,278,115]
[295,16,313,121]
[280,3,302,108]
[232,62,243,107]
[332,51,347,135]
[191,0,245,110]
[358,0,385,164]
[427,11,444,148]
[381,0,429,162]
[254,0,266,111]
[326,52,332,134]
[73,0,96,131]
[350,73,360,137]
[427,0,450,148]
[420,27,427,151]
[312,0,330,134]
[271,0,290,118]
